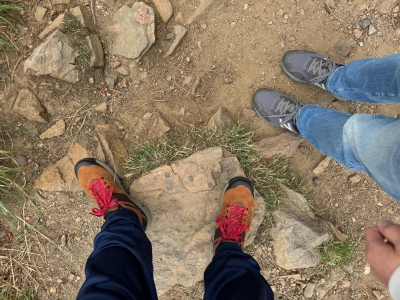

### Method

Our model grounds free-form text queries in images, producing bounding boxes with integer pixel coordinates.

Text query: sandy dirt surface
[1,0,400,299]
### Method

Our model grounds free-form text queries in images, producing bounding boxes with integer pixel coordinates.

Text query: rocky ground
[2,0,400,299]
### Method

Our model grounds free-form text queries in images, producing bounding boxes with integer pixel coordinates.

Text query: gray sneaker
[282,50,340,91]
[252,89,302,134]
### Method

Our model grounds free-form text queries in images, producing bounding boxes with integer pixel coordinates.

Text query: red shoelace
[216,205,249,247]
[89,178,119,217]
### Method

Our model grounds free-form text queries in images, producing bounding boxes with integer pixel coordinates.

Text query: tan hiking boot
[213,176,254,254]
[74,158,152,230]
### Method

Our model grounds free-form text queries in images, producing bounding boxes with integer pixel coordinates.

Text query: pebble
[14,155,28,166]
[289,36,295,42]
[277,8,284,17]
[349,174,361,183]
[60,234,67,247]
[268,21,273,25]
[370,17,378,24]
[224,77,233,84]
[109,61,121,69]
[116,66,129,76]
[88,77,94,84]
[368,24,377,35]
[388,208,395,215]
[376,31,382,37]
[56,279,62,284]
[143,112,153,119]
[49,286,56,294]
[364,264,371,275]
[243,3,249,10]
[312,157,331,174]
[353,28,362,39]
[394,6,400,13]
[68,273,75,281]
[282,19,288,24]
[360,19,370,30]
[283,13,289,19]
[166,33,175,40]
[105,76,117,90]
[299,9,304,15]
[200,23,207,31]
[95,102,107,113]
[304,282,315,298]
[373,290,384,300]
[342,281,351,288]
[313,177,321,186]
[242,108,256,118]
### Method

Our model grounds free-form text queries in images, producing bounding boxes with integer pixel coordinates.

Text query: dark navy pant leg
[204,243,274,300]
[77,208,157,300]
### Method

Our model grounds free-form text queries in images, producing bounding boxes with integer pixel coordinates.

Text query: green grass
[0,1,22,48]
[60,11,80,35]
[317,238,356,274]
[125,124,306,210]
[75,40,91,70]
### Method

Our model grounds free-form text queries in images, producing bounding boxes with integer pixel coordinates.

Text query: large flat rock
[129,147,266,295]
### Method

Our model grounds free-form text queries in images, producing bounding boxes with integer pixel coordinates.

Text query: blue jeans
[77,208,274,299]
[296,53,400,201]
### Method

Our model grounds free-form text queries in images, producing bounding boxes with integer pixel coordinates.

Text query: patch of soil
[1,0,400,298]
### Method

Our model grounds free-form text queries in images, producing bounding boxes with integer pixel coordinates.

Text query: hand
[365,220,400,287]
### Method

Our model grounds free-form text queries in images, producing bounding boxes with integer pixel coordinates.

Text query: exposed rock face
[164,24,187,57]
[271,186,332,269]
[13,89,48,123]
[34,143,91,192]
[112,3,155,60]
[39,120,66,139]
[207,107,235,132]
[129,147,266,295]
[151,0,173,23]
[256,133,302,158]
[96,124,127,177]
[24,30,78,83]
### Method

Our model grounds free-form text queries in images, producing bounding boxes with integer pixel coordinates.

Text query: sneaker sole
[79,159,152,228]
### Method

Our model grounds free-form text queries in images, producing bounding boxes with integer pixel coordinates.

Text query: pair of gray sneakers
[253,50,341,134]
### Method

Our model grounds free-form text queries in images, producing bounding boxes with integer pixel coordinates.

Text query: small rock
[60,234,67,247]
[257,133,302,158]
[148,116,170,140]
[277,8,284,17]
[56,279,62,284]
[353,28,362,39]
[298,146,310,156]
[109,61,121,69]
[243,3,249,10]
[304,282,315,298]
[38,14,64,39]
[207,107,235,133]
[68,273,75,281]
[151,0,174,23]
[342,281,351,288]
[200,23,207,30]
[360,19,370,29]
[116,66,130,76]
[373,290,384,300]
[283,13,289,19]
[313,177,321,186]
[35,6,47,22]
[143,112,153,119]
[86,34,104,67]
[112,3,155,60]
[40,120,66,139]
[68,143,90,165]
[388,208,395,215]
[299,8,304,15]
[25,30,78,83]
[89,77,94,84]
[191,76,201,94]
[95,102,107,113]
[394,5,400,13]
[105,76,117,90]
[364,263,371,275]
[14,155,28,167]
[49,286,56,294]
[370,17,378,24]
[368,24,377,35]
[178,107,185,115]
[164,24,187,57]
[333,37,356,58]
[224,77,233,84]
[349,174,361,183]
[312,157,331,174]
[166,32,175,40]
[376,31,383,37]
[13,89,48,123]
[242,108,256,118]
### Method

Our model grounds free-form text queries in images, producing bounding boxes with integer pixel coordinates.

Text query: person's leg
[75,158,157,300]
[327,53,400,103]
[297,105,400,201]
[253,89,400,201]
[282,50,400,103]
[204,177,274,300]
